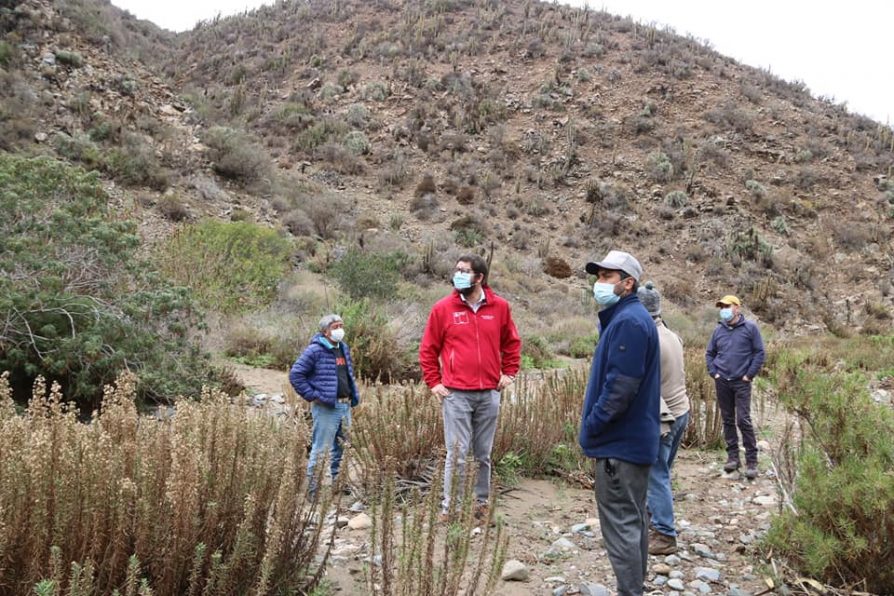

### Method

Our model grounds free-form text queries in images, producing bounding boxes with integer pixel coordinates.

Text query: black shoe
[723,459,740,473]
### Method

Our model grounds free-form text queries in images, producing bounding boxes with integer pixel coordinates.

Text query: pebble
[579,582,610,596]
[691,543,718,559]
[501,559,529,581]
[664,554,682,566]
[670,570,685,580]
[668,578,686,591]
[544,576,566,584]
[655,575,668,586]
[727,586,752,596]
[349,501,366,513]
[752,495,777,507]
[653,563,673,575]
[551,537,577,550]
[348,513,372,530]
[695,567,721,581]
[571,522,591,533]
[335,516,350,528]
[553,587,569,596]
[690,579,712,593]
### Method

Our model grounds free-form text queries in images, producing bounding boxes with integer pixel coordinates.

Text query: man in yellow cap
[705,295,765,480]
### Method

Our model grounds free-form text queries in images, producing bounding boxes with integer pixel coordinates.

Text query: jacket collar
[315,333,340,349]
[598,293,639,328]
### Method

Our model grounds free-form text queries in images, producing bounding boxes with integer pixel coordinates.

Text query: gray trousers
[442,389,500,511]
[595,457,651,596]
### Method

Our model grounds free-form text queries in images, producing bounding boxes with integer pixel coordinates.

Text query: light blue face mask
[453,272,473,290]
[719,307,734,322]
[593,282,620,307]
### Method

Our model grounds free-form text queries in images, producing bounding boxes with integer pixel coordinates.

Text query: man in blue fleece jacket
[706,294,765,479]
[579,250,660,596]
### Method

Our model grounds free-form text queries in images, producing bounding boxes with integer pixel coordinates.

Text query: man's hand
[431,383,450,400]
[498,374,515,390]
[714,373,721,380]
[742,375,751,382]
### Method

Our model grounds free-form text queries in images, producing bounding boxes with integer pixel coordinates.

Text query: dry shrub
[682,347,723,449]
[455,185,476,205]
[543,256,572,278]
[0,373,334,595]
[365,460,508,596]
[415,173,437,197]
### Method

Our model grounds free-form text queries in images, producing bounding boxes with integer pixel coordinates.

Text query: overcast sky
[112,0,892,124]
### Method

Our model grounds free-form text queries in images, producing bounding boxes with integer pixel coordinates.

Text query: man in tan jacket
[637,282,690,555]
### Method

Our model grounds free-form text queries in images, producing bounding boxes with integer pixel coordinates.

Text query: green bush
[201,126,271,184]
[158,220,293,314]
[568,331,599,359]
[328,248,408,300]
[54,50,84,68]
[521,335,557,369]
[337,298,414,382]
[0,155,214,407]
[765,342,894,594]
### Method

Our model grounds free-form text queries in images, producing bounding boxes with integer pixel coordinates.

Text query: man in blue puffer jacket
[290,314,361,493]
[579,250,660,596]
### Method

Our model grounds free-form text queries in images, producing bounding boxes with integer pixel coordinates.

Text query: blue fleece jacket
[289,334,360,408]
[579,294,661,465]
[705,317,765,380]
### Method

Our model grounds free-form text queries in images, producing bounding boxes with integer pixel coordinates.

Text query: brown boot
[648,530,678,555]
[474,502,495,526]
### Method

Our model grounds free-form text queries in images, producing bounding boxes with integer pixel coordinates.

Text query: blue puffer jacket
[579,294,661,465]
[289,334,360,408]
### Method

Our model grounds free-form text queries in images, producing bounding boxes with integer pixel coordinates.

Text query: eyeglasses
[454,267,474,274]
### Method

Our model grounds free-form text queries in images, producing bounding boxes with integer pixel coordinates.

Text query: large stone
[501,560,529,581]
[752,495,778,507]
[348,513,372,530]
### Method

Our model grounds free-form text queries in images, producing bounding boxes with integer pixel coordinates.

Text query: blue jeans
[646,410,690,537]
[307,401,351,490]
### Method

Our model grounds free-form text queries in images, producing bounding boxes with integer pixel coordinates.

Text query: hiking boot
[648,530,678,555]
[722,459,740,473]
[744,463,759,480]
[474,502,490,523]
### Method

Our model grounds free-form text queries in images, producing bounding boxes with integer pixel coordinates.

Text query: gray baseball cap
[585,250,643,281]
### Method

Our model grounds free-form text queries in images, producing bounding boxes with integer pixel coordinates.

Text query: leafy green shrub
[54,50,84,68]
[521,335,557,369]
[158,220,293,314]
[0,41,15,66]
[337,298,414,382]
[765,341,894,594]
[0,155,214,406]
[648,151,674,183]
[224,319,301,370]
[568,331,599,359]
[664,190,688,208]
[201,126,271,184]
[105,133,170,190]
[329,249,407,300]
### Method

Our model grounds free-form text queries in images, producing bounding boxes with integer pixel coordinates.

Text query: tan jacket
[656,318,690,430]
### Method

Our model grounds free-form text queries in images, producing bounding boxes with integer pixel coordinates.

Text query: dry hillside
[3,0,894,344]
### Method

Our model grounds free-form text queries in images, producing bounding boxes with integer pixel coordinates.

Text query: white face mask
[329,328,345,343]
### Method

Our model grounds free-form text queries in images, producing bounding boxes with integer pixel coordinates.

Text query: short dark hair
[457,254,488,284]
[619,271,639,293]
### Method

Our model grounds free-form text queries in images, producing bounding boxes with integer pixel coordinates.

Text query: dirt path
[319,448,778,595]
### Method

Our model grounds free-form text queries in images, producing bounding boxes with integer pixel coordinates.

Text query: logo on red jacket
[452,311,470,325]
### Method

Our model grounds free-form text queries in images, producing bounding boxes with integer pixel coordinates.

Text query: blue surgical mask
[593,282,620,307]
[719,307,734,322]
[453,272,473,290]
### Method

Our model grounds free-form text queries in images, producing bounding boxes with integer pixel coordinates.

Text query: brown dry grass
[0,372,332,595]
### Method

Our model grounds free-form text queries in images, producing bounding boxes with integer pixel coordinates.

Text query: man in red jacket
[419,254,522,522]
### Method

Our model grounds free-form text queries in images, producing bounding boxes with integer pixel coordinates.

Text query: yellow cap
[715,295,741,307]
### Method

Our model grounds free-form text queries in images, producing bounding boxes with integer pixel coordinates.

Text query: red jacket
[419,287,522,391]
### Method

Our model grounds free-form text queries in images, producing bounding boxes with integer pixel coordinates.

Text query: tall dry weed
[0,372,330,595]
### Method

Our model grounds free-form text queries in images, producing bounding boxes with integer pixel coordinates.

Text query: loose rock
[501,559,529,581]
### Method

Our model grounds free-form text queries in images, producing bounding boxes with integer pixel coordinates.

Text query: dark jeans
[715,378,757,465]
